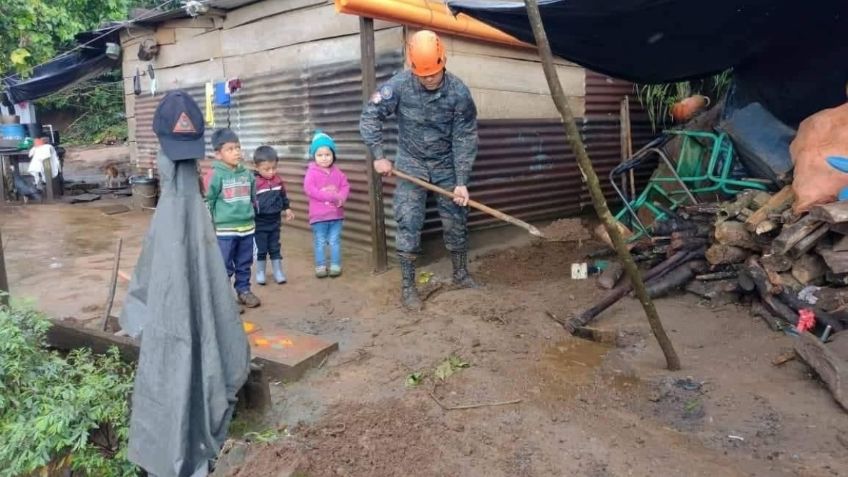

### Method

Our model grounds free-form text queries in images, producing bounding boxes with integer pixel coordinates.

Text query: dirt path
[2,202,846,477]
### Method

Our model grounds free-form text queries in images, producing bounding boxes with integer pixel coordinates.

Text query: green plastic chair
[613,130,770,240]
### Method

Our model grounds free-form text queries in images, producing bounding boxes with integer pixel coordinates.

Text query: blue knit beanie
[309,130,336,159]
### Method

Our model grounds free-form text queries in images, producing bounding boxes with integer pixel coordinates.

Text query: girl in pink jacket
[303,131,350,278]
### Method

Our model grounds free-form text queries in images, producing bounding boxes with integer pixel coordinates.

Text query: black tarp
[2,27,120,104]
[448,0,848,126]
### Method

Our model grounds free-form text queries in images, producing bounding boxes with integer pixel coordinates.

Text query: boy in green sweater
[203,128,260,308]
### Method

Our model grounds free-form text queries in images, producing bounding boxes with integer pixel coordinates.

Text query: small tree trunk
[524,0,680,370]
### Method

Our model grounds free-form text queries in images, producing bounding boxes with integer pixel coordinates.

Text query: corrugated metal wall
[581,71,655,206]
[134,63,655,249]
[134,52,403,247]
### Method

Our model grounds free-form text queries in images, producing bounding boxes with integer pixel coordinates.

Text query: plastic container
[131,176,158,210]
[0,123,26,141]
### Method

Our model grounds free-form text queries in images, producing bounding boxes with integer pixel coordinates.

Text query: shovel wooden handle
[392,169,543,237]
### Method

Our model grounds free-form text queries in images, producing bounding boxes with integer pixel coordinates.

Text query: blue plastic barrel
[0,124,26,141]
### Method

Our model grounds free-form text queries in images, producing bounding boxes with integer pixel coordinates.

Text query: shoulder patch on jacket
[380,85,393,100]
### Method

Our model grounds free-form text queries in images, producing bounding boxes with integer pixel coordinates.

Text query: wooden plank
[714,220,758,250]
[469,88,584,119]
[153,30,222,69]
[223,0,327,30]
[154,27,177,45]
[791,253,827,285]
[771,215,822,255]
[221,27,402,78]
[818,246,848,274]
[810,201,848,223]
[449,52,584,97]
[221,4,363,57]
[46,319,140,362]
[794,331,848,411]
[745,185,795,232]
[788,223,830,259]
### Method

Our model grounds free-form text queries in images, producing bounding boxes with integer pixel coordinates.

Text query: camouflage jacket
[359,70,478,186]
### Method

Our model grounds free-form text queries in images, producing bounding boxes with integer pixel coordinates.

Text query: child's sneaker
[238,291,261,308]
[329,264,342,277]
[315,266,328,278]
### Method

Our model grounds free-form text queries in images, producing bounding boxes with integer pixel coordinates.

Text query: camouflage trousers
[393,167,468,258]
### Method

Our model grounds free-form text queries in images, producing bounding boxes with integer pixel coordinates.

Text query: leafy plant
[635,70,734,131]
[36,72,128,145]
[433,355,470,381]
[0,303,137,476]
[405,372,424,388]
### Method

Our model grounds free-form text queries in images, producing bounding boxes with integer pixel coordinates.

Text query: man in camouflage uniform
[360,30,479,311]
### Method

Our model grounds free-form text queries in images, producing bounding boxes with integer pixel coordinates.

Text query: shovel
[392,169,544,238]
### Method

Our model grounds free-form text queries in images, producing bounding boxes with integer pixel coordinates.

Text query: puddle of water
[536,338,612,400]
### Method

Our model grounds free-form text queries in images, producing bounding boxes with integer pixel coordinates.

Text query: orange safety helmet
[407,30,446,77]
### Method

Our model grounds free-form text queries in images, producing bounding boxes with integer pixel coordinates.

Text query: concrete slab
[249,326,338,382]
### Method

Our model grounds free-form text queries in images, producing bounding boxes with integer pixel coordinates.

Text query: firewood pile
[573,185,848,410]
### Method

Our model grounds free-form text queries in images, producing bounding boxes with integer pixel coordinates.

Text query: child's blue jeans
[311,220,343,268]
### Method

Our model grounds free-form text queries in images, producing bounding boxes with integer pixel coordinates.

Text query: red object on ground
[797,309,816,333]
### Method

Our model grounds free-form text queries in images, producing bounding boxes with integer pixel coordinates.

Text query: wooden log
[745,185,795,232]
[818,246,848,274]
[813,288,848,312]
[791,254,828,285]
[793,331,848,411]
[695,270,738,281]
[679,203,721,215]
[647,263,699,298]
[745,258,800,325]
[776,291,846,331]
[669,236,710,252]
[706,244,750,265]
[777,273,803,293]
[788,224,830,259]
[809,201,848,224]
[772,215,823,255]
[671,229,710,240]
[685,279,740,305]
[714,220,758,250]
[568,249,699,331]
[750,301,786,331]
[831,223,848,235]
[761,253,793,273]
[751,191,773,211]
[834,235,848,252]
[597,261,623,290]
[755,219,779,236]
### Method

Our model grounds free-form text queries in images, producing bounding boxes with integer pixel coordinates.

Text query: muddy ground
[2,195,847,477]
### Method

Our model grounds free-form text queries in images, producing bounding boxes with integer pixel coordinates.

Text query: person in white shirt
[27,137,61,189]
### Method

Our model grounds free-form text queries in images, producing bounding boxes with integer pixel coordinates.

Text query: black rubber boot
[400,256,423,311]
[451,252,480,289]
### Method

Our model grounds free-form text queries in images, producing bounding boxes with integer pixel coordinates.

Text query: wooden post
[102,238,123,331]
[620,97,634,199]
[0,227,8,307]
[524,0,680,370]
[359,16,388,273]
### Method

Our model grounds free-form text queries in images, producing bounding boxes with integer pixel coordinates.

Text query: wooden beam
[359,17,388,274]
[745,185,794,232]
[794,331,848,411]
[810,201,848,223]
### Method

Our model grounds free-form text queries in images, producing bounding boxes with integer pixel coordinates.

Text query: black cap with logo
[153,90,205,161]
